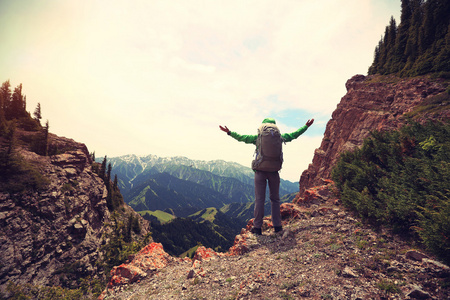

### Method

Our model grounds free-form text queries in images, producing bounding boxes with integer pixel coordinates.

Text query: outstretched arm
[282,118,314,142]
[219,125,257,144]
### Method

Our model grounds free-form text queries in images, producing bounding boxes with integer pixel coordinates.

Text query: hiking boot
[251,227,262,235]
[274,226,283,233]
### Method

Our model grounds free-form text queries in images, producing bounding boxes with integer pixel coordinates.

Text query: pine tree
[100,156,107,180]
[114,174,119,190]
[131,215,141,234]
[394,0,413,72]
[369,39,383,74]
[434,24,450,74]
[386,16,398,73]
[0,81,11,122]
[43,120,49,156]
[419,0,436,54]
[124,214,133,243]
[433,0,450,41]
[107,162,112,184]
[9,84,26,119]
[369,0,449,76]
[402,0,423,75]
[379,26,390,74]
[33,103,42,124]
[0,99,5,134]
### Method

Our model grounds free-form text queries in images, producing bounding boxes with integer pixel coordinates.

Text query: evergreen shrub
[332,121,450,264]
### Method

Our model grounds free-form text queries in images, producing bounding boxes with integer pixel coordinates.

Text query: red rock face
[107,243,191,289]
[101,242,227,298]
[299,74,448,196]
[294,180,338,207]
[192,245,224,262]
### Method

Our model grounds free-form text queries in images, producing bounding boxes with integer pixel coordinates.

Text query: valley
[100,154,299,256]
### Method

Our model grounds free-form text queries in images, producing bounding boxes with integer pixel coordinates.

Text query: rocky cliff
[299,74,449,196]
[0,130,150,295]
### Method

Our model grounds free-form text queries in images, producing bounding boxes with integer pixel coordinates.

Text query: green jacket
[229,118,309,145]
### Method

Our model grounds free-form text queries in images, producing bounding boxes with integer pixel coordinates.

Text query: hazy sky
[0,0,400,181]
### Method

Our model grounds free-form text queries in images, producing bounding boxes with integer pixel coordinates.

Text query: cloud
[0,0,400,181]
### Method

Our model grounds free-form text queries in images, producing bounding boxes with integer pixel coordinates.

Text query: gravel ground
[101,199,449,300]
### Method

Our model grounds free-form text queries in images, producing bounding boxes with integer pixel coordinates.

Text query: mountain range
[102,154,298,217]
[97,154,299,256]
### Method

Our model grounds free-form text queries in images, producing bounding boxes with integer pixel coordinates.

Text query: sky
[0,0,400,182]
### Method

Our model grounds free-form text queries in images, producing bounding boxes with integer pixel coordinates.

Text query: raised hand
[306,119,314,127]
[219,125,230,133]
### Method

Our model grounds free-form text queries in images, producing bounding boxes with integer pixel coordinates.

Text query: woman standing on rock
[219,118,314,235]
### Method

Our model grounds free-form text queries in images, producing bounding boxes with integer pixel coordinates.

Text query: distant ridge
[100,154,298,210]
[106,154,255,189]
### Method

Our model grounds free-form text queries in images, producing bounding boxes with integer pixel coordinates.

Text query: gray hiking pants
[254,170,281,229]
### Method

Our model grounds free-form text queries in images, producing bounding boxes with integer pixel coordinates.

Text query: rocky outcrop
[100,185,334,297]
[106,243,191,289]
[0,131,150,294]
[299,74,449,196]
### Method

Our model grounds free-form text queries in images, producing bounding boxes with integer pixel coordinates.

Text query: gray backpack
[251,123,284,172]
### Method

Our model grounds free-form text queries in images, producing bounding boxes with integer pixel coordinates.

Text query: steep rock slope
[0,131,150,293]
[300,74,449,196]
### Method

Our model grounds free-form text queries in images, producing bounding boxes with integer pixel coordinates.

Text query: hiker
[219,118,314,235]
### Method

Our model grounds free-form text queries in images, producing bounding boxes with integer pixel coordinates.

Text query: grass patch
[377,280,401,294]
[0,152,49,193]
[405,90,450,119]
[180,245,200,258]
[138,210,175,224]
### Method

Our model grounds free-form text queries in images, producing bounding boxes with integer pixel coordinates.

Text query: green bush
[17,115,41,131]
[332,121,450,264]
[4,281,85,300]
[99,212,151,276]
